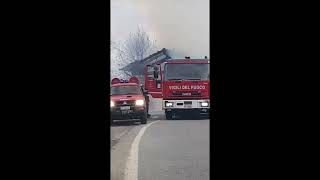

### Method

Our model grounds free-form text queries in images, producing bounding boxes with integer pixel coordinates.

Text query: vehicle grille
[114,100,135,106]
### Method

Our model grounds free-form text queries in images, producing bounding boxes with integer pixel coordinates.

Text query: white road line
[124,120,160,180]
[152,115,159,119]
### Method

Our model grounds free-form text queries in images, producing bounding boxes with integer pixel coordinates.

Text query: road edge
[123,120,160,180]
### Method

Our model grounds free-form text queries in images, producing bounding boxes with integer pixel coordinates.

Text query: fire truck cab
[110,77,149,124]
[145,58,210,119]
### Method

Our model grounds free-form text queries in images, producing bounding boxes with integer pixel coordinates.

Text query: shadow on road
[110,121,141,127]
[169,114,210,120]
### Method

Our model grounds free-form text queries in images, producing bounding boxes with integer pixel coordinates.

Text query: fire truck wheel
[165,112,173,120]
[141,112,147,124]
[141,118,147,124]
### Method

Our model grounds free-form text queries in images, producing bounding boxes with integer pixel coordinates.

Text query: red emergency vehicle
[145,58,210,119]
[110,77,149,124]
[144,63,163,98]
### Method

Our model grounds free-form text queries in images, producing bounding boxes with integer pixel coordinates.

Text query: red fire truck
[145,58,210,119]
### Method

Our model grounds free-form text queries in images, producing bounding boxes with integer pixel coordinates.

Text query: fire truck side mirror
[153,66,159,79]
[154,71,159,79]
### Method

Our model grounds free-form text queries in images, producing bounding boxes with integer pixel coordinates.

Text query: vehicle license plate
[120,106,130,110]
[182,93,191,96]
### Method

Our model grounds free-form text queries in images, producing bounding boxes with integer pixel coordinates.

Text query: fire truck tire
[141,118,147,124]
[165,112,173,120]
[141,112,147,124]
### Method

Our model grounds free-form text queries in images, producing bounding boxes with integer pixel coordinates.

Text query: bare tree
[111,26,157,77]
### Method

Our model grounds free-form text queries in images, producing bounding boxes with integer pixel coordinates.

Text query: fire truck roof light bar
[111,77,140,85]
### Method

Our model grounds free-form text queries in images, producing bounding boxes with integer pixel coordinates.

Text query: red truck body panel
[144,63,163,98]
[144,59,210,100]
[163,80,210,100]
[162,59,210,100]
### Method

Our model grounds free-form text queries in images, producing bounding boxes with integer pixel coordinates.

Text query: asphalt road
[110,97,210,180]
[138,117,209,180]
[110,96,164,148]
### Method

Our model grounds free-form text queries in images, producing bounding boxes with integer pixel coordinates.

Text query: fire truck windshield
[111,86,142,95]
[164,63,209,81]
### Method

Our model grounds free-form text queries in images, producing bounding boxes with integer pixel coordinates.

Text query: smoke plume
[111,0,209,59]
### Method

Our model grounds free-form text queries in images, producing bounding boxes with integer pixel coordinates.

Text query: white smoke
[135,0,209,59]
[111,0,209,76]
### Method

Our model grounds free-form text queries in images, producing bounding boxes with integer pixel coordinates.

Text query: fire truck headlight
[135,99,144,106]
[201,102,209,107]
[111,101,114,107]
[165,102,173,107]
